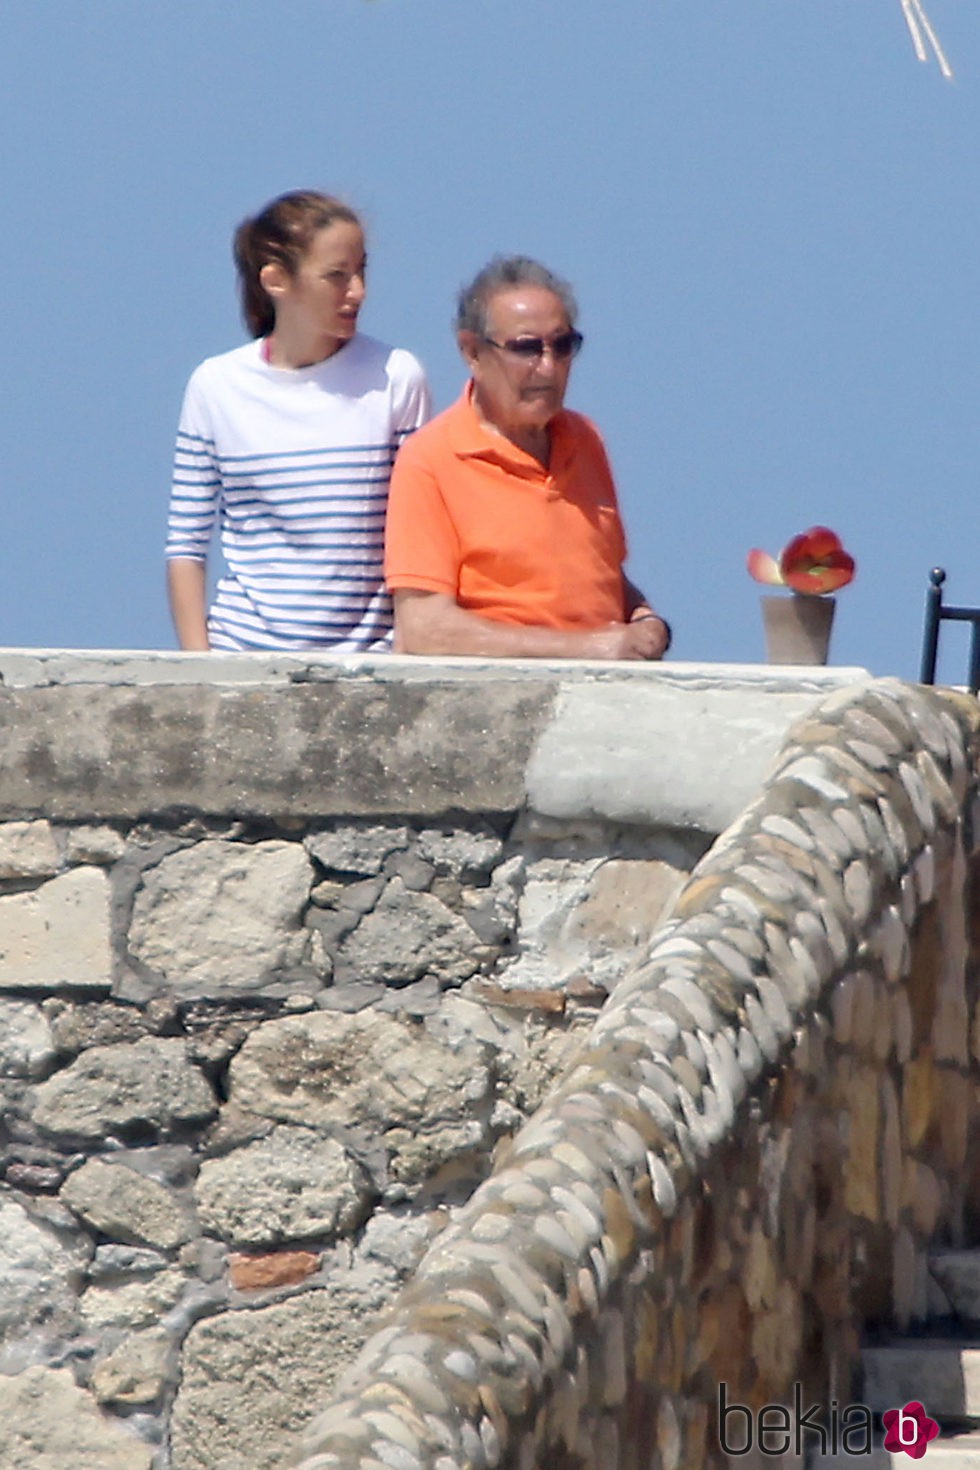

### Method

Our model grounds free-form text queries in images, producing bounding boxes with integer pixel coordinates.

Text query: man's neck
[516,428,551,466]
[471,395,551,466]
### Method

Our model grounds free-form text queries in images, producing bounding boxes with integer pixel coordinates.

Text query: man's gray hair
[455,255,579,337]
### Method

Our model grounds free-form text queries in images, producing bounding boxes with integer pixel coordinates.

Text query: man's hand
[621,577,671,659]
[588,616,670,660]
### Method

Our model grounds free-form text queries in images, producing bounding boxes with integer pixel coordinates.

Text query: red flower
[747,526,856,596]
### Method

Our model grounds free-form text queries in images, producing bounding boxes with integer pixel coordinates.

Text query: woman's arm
[167,559,210,650]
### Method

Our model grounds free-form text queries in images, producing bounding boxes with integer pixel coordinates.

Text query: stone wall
[0,651,903,1470]
[24,658,975,1470]
[291,679,980,1470]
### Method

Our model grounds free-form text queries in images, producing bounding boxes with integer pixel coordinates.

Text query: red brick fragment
[229,1250,320,1291]
[473,981,566,1013]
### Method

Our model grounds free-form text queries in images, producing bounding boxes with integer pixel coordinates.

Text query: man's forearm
[393,590,664,660]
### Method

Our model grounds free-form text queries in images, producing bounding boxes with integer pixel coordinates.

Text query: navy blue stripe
[214,609,390,634]
[228,524,385,540]
[216,442,395,464]
[222,501,386,516]
[238,570,384,586]
[227,543,384,558]
[218,468,393,485]
[226,544,385,557]
[209,630,391,652]
[218,474,391,493]
[220,595,384,614]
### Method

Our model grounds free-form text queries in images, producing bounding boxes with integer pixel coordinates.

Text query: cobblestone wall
[291,680,980,1470]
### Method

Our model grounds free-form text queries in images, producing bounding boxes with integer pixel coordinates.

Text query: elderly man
[384,256,670,659]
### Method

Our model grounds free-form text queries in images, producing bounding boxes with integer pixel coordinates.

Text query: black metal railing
[920,568,980,693]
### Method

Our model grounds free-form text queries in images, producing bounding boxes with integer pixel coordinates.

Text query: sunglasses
[481,330,584,361]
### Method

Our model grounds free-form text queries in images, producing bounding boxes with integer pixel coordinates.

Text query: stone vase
[761,593,836,665]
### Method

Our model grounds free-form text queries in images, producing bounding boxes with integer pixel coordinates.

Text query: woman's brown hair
[232,190,362,338]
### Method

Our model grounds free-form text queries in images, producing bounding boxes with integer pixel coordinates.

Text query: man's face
[461,286,575,443]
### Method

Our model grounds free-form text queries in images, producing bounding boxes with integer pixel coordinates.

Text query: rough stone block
[63,824,126,865]
[571,858,686,950]
[334,877,493,987]
[170,1287,389,1470]
[930,1251,980,1324]
[0,998,55,1077]
[0,1365,153,1470]
[60,1158,192,1250]
[0,819,60,879]
[195,1129,371,1246]
[0,867,110,990]
[90,1326,172,1407]
[0,1196,89,1334]
[79,1265,187,1330]
[227,1009,490,1184]
[34,1037,217,1144]
[863,1342,980,1419]
[129,840,313,996]
[416,826,504,876]
[305,825,409,874]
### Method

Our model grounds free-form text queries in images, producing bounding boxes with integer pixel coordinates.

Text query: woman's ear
[259,260,289,302]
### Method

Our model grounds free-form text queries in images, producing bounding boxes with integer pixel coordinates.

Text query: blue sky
[2,1,977,680]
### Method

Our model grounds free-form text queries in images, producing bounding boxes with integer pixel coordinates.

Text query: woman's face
[265,220,367,351]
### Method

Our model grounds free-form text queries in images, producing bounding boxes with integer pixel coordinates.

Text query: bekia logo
[882,1402,940,1459]
[719,1385,940,1458]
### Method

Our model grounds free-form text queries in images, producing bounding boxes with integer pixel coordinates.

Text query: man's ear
[457,330,481,371]
[259,260,289,302]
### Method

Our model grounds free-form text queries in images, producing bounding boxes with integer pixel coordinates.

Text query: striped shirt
[166,334,431,651]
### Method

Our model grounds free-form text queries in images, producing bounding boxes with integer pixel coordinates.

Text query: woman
[166,191,431,650]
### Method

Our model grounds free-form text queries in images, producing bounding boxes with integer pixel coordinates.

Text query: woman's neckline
[259,334,353,370]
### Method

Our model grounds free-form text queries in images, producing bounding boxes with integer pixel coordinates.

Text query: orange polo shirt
[384,386,628,628]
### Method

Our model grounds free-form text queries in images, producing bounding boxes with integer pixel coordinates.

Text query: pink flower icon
[882,1402,940,1458]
